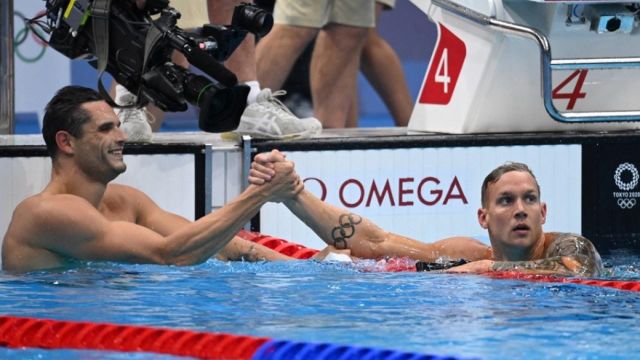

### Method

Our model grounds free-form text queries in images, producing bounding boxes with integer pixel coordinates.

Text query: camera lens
[197,84,250,133]
[181,72,249,132]
[232,4,273,37]
[606,17,621,32]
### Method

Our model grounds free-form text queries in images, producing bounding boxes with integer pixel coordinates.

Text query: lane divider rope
[486,271,640,292]
[0,315,267,359]
[0,315,467,360]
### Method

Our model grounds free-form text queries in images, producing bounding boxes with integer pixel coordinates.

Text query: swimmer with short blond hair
[250,156,603,277]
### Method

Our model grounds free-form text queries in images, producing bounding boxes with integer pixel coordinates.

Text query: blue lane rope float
[252,339,473,360]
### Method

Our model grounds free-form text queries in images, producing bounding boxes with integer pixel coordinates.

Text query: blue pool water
[1,255,640,360]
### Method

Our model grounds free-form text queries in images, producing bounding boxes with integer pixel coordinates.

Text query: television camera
[35,0,273,132]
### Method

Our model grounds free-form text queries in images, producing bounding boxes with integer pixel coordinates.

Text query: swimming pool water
[1,255,640,359]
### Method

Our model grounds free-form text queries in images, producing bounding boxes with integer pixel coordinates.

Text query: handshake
[248,149,305,203]
[247,149,354,262]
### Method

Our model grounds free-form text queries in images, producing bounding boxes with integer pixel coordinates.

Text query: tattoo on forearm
[491,233,603,276]
[492,257,572,274]
[331,214,362,249]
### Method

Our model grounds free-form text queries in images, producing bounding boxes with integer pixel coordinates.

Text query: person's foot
[114,85,154,143]
[233,89,322,139]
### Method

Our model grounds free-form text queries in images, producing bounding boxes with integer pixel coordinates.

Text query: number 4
[552,69,589,110]
[435,48,451,94]
[419,24,466,105]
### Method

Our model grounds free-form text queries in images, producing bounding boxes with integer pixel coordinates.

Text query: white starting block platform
[409,0,640,133]
[5,130,637,256]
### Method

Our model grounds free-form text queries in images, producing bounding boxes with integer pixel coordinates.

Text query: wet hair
[42,86,104,159]
[481,162,540,207]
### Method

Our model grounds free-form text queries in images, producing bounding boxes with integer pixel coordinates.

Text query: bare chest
[99,200,137,223]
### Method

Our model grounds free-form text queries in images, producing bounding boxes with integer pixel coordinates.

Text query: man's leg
[360,2,413,127]
[256,24,318,92]
[208,0,258,84]
[208,0,260,102]
[210,0,317,99]
[346,87,359,128]
[311,24,368,128]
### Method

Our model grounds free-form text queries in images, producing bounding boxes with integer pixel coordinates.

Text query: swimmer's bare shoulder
[3,195,40,270]
[543,232,604,276]
[3,194,79,271]
[489,233,603,276]
[2,193,111,271]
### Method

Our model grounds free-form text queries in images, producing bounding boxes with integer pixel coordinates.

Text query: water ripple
[0,257,639,359]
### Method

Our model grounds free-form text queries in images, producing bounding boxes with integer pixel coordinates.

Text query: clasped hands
[249,149,304,202]
[249,150,353,262]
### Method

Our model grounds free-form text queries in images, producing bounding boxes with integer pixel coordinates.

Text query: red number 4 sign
[552,69,589,110]
[419,24,466,105]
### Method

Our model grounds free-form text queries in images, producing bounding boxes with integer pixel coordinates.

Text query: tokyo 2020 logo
[613,162,640,209]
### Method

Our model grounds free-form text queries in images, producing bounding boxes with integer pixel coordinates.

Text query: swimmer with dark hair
[2,86,328,272]
[250,155,603,277]
[2,87,601,276]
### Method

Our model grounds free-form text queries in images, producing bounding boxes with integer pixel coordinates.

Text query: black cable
[415,259,469,272]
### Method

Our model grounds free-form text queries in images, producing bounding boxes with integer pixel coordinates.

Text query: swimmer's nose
[515,210,527,220]
[116,126,128,142]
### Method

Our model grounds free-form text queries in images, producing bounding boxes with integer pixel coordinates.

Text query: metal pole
[0,0,15,134]
[242,135,252,231]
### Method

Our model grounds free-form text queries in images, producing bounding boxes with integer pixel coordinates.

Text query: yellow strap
[63,0,77,19]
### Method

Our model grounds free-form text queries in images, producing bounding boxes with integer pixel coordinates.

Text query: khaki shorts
[377,0,396,10]
[274,0,375,28]
[171,1,209,29]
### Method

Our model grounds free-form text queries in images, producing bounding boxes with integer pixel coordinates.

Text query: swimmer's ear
[55,130,74,155]
[477,207,489,229]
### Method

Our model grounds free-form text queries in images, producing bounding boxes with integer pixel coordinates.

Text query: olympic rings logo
[331,214,362,249]
[617,198,637,209]
[14,10,48,63]
[614,163,639,191]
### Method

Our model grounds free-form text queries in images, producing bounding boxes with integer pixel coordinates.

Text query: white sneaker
[234,89,322,139]
[114,85,154,143]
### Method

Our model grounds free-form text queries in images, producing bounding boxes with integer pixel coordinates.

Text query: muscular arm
[4,161,301,271]
[27,186,269,266]
[491,233,603,277]
[130,186,295,262]
[284,190,385,259]
[284,189,490,261]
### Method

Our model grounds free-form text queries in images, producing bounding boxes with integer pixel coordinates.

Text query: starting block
[409,0,640,133]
